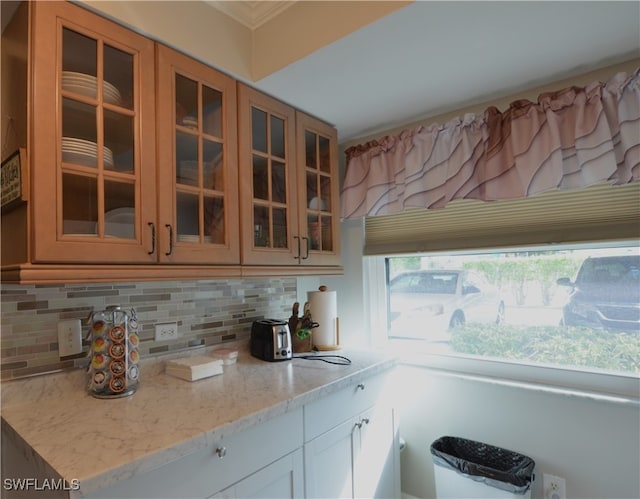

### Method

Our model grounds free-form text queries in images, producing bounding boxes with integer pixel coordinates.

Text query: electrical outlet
[543,473,566,499]
[154,322,178,341]
[57,319,83,357]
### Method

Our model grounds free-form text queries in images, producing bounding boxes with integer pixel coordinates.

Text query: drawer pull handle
[215,446,227,458]
[355,418,370,430]
[357,383,365,391]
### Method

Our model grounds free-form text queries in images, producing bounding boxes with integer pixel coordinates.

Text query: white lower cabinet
[46,369,398,499]
[85,408,303,498]
[304,416,357,498]
[353,405,399,499]
[211,448,304,499]
[303,371,400,499]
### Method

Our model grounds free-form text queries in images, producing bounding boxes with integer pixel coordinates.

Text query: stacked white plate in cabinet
[62,71,122,105]
[62,137,114,167]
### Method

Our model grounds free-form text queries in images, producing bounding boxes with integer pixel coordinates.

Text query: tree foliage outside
[450,323,640,374]
[462,256,582,305]
[390,254,583,306]
[387,256,421,278]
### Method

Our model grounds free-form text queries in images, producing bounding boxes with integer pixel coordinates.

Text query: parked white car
[388,269,504,339]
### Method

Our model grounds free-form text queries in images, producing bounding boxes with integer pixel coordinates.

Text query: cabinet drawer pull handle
[147,222,156,255]
[301,236,309,260]
[165,224,174,256]
[357,383,365,391]
[215,446,227,458]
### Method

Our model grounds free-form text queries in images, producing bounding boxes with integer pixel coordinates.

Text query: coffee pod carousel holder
[86,305,140,399]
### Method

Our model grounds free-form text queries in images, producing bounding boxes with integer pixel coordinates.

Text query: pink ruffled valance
[341,68,640,219]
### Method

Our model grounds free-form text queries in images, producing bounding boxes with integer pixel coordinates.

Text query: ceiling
[215,1,640,143]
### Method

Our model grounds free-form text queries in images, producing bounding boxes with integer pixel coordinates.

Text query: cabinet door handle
[301,236,309,260]
[215,446,227,458]
[147,222,156,255]
[293,235,301,262]
[354,421,363,430]
[361,418,370,426]
[357,383,365,391]
[165,224,174,256]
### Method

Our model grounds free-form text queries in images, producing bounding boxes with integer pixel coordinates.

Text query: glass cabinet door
[238,85,297,266]
[31,1,156,263]
[251,107,289,250]
[156,45,239,264]
[304,130,333,252]
[61,27,136,239]
[296,112,340,266]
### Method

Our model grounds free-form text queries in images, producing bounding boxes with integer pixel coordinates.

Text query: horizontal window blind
[364,182,640,255]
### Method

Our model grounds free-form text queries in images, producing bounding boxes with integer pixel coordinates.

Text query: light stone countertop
[1,347,397,497]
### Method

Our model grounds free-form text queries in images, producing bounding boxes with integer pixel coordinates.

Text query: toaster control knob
[281,349,288,357]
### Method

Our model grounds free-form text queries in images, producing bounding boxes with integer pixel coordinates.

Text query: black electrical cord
[294,353,352,365]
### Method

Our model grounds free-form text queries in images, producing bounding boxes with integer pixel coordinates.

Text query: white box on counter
[165,356,223,381]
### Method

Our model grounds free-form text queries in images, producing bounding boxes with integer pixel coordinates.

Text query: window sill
[386,340,640,407]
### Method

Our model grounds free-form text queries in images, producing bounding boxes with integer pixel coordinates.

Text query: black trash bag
[430,436,535,495]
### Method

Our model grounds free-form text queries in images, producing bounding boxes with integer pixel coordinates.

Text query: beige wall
[81,0,254,79]
[80,0,410,82]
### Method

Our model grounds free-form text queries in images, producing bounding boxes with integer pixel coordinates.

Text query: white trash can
[430,436,535,498]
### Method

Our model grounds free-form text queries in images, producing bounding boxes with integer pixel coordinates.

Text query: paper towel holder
[309,285,341,351]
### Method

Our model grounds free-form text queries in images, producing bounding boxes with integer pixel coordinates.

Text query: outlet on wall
[543,473,566,499]
[57,319,83,357]
[154,322,179,341]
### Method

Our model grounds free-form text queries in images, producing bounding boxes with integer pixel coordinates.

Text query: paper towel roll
[308,287,339,350]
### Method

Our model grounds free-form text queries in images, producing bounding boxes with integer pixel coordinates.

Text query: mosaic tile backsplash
[0,278,296,380]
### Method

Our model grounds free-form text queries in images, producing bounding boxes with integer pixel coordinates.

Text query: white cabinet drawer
[87,408,303,498]
[304,371,390,441]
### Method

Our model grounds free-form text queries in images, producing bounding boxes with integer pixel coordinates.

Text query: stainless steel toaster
[250,319,292,362]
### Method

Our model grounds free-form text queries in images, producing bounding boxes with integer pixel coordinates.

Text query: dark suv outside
[557,255,640,331]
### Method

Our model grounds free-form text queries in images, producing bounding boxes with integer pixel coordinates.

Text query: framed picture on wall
[1,148,28,211]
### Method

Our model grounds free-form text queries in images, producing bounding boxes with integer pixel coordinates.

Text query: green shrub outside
[450,323,640,373]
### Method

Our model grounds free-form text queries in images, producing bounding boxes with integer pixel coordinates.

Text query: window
[370,241,640,396]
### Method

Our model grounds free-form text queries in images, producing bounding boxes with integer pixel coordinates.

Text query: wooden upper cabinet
[238,84,340,267]
[238,84,298,266]
[31,1,157,263]
[295,112,341,267]
[155,45,239,264]
[1,1,341,282]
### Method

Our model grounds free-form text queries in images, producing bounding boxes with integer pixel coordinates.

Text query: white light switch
[57,319,83,357]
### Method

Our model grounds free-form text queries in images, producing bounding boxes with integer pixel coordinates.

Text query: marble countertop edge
[2,347,398,497]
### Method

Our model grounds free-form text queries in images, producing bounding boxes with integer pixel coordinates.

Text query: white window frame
[364,245,640,403]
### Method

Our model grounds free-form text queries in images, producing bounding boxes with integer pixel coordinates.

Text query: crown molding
[205,1,296,29]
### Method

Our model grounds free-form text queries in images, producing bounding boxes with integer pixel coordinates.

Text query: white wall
[330,199,640,499]
[395,366,640,499]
